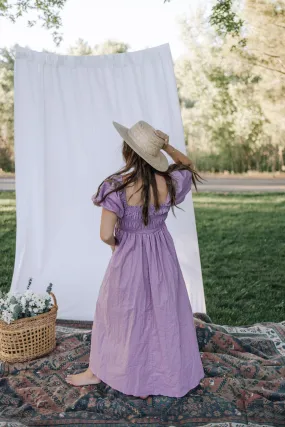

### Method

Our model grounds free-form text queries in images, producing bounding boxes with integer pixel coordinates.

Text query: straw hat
[113,120,169,172]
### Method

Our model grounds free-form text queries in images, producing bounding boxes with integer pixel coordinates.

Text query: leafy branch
[0,0,67,45]
[209,0,246,49]
[165,0,245,46]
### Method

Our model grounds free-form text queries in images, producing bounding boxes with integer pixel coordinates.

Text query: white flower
[0,290,53,321]
[20,297,27,312]
[2,310,13,324]
[5,295,12,304]
[24,290,33,298]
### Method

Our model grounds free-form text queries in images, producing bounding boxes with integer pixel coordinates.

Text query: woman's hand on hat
[155,129,169,149]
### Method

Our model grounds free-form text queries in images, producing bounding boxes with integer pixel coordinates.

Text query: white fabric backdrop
[12,44,206,320]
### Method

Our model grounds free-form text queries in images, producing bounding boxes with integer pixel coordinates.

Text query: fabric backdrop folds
[12,44,206,320]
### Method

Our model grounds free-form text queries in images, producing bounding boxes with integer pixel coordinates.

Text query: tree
[226,0,285,76]
[0,47,15,172]
[209,0,245,46]
[93,40,129,55]
[175,0,285,172]
[0,0,66,45]
[0,135,14,172]
[176,9,266,173]
[236,0,285,170]
[67,39,93,56]
[68,39,129,56]
[166,0,245,44]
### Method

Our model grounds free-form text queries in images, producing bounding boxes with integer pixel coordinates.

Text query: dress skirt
[89,223,205,397]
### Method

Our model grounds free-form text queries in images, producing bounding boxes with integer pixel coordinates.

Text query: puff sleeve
[171,169,192,205]
[91,180,124,219]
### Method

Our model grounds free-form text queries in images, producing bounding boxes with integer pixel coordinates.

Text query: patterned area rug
[0,314,284,426]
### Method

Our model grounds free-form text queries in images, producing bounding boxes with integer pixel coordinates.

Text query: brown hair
[95,141,203,225]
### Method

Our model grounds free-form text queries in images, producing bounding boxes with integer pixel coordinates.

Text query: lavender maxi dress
[89,169,205,397]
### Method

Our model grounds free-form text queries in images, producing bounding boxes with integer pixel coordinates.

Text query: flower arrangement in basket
[0,279,58,363]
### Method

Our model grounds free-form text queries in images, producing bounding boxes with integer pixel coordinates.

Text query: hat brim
[113,121,169,172]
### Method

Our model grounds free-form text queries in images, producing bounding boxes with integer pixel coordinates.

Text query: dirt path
[196,176,285,192]
[1,176,285,192]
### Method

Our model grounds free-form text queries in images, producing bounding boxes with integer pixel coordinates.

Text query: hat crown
[112,119,169,171]
[128,121,164,156]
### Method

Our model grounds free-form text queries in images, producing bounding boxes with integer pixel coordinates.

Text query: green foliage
[177,2,285,173]
[46,283,53,294]
[206,67,264,172]
[166,0,246,47]
[68,39,130,56]
[177,57,266,172]
[210,0,246,46]
[67,39,93,56]
[12,303,22,317]
[0,0,66,45]
[94,40,129,55]
[0,47,15,172]
[0,135,14,171]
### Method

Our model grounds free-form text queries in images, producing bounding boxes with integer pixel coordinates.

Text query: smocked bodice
[92,169,192,235]
[117,191,170,234]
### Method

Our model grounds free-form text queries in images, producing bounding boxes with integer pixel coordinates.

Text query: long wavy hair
[95,141,203,225]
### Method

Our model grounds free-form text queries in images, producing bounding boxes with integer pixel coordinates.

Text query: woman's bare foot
[139,395,149,399]
[65,367,101,386]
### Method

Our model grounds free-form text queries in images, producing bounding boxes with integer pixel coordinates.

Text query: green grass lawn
[193,192,285,325]
[0,191,284,325]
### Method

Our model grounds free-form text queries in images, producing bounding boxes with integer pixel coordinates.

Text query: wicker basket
[0,292,58,363]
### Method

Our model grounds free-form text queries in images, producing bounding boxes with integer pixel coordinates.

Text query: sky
[0,0,207,59]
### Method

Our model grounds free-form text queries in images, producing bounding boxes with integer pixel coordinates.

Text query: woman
[66,120,205,398]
